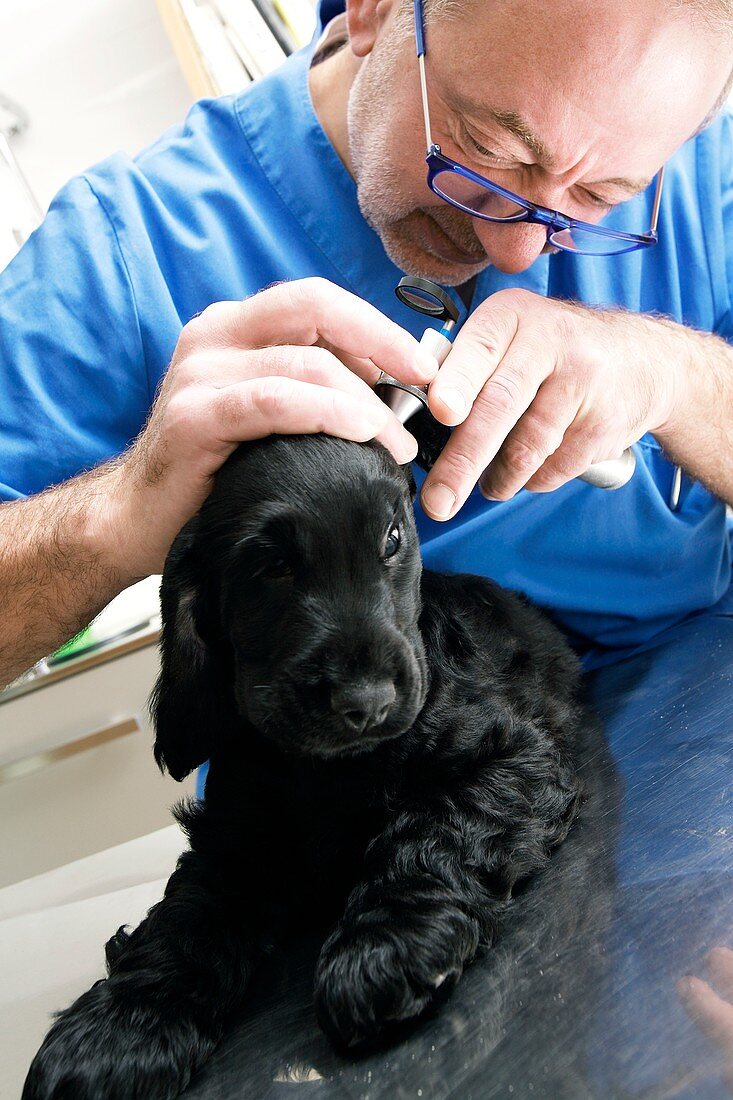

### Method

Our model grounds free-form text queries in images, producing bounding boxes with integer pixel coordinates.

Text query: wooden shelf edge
[153,0,218,99]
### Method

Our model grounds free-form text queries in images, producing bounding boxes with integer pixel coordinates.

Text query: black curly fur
[24,435,588,1100]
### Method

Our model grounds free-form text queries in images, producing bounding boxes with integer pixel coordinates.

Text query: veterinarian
[2,0,733,1067]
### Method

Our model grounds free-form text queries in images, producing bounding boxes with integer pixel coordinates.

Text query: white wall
[0,1,194,772]
[0,0,193,213]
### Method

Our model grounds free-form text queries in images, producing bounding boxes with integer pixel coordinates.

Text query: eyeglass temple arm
[650,164,665,234]
[414,0,433,153]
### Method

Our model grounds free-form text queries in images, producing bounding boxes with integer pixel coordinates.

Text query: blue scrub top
[0,21,731,654]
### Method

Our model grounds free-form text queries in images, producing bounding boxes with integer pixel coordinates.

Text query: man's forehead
[440,81,653,192]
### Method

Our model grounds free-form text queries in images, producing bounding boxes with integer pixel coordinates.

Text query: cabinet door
[0,643,195,887]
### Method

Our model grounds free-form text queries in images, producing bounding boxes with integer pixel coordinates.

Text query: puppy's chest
[291,768,387,861]
[234,758,391,897]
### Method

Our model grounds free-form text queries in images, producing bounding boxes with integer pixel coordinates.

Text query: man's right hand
[98,278,436,579]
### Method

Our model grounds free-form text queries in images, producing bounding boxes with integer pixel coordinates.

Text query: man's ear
[150,519,235,782]
[345,0,397,57]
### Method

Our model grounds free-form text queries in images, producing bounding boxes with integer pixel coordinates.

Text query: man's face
[346,0,731,283]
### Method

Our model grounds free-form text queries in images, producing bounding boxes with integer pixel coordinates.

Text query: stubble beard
[346,57,489,284]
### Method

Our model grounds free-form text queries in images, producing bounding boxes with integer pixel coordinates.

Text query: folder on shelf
[157,0,316,99]
[214,0,287,78]
[272,0,317,46]
[179,0,252,94]
[249,0,298,55]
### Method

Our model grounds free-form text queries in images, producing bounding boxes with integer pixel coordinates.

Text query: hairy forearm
[0,464,138,689]
[651,318,733,505]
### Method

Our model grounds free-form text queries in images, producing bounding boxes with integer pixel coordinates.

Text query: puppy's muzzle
[330,678,397,735]
[240,622,427,758]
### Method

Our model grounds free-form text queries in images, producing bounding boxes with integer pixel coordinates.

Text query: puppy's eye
[383,524,401,561]
[260,556,293,580]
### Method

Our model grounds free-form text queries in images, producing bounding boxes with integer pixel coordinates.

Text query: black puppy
[24,435,586,1100]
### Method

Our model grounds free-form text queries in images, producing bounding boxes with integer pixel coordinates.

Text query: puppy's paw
[313,915,467,1048]
[22,978,212,1100]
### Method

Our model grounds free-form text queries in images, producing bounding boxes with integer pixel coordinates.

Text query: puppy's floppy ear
[402,462,417,501]
[150,518,235,781]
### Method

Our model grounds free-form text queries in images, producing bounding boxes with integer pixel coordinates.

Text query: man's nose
[473,218,550,275]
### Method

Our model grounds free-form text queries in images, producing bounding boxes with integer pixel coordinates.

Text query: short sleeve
[705,108,733,342]
[0,175,152,500]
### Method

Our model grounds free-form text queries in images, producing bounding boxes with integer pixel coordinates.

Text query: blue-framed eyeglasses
[413,0,665,256]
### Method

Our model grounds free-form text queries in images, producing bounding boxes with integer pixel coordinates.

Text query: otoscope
[376,276,636,489]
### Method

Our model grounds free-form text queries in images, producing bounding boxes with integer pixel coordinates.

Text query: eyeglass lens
[432,168,643,256]
[432,169,526,220]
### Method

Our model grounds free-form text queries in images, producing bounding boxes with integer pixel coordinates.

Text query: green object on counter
[49,624,94,663]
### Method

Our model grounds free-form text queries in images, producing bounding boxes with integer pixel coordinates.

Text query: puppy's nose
[331,680,396,734]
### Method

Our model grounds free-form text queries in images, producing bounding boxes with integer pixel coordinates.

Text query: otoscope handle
[420,327,453,366]
[577,449,636,489]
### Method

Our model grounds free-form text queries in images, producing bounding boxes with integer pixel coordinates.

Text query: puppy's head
[152,436,427,779]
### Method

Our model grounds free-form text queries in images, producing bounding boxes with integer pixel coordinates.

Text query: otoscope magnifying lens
[396,285,445,314]
[395,276,462,323]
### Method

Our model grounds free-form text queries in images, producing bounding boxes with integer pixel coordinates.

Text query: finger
[185,343,397,392]
[240,345,418,460]
[421,345,552,520]
[172,344,418,461]
[478,382,580,500]
[199,375,417,465]
[523,416,628,493]
[708,948,733,1001]
[678,975,733,1052]
[179,278,438,385]
[175,344,383,398]
[427,293,520,425]
[321,348,387,386]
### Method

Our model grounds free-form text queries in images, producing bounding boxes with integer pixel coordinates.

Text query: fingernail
[417,351,439,379]
[397,435,419,464]
[436,387,467,420]
[422,483,456,520]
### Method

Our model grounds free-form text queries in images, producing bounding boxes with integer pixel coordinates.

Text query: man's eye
[383,524,401,560]
[467,133,495,156]
[579,190,614,210]
[463,130,514,167]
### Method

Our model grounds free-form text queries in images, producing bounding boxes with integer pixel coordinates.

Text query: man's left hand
[421,288,682,520]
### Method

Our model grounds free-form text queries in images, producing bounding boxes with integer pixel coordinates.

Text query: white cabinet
[0,631,195,888]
